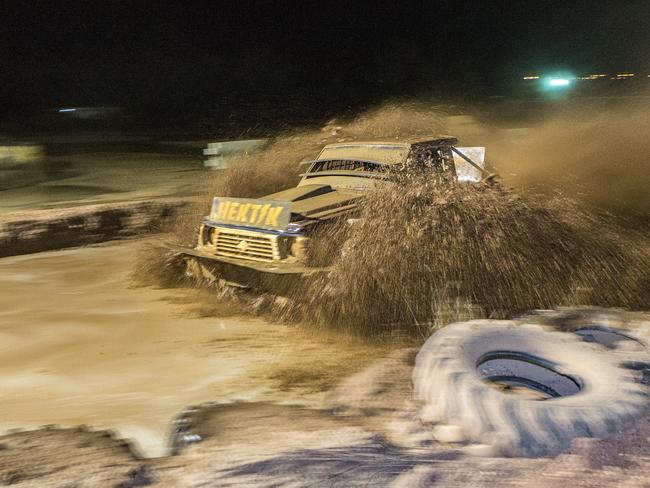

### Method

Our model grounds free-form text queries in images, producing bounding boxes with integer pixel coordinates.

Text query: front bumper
[167,243,327,275]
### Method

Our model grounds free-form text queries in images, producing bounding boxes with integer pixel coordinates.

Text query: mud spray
[137,99,649,337]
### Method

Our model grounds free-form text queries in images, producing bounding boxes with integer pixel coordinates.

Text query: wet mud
[0,240,386,457]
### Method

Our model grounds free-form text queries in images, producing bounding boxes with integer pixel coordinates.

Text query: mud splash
[280,176,648,336]
[488,98,650,218]
[141,100,649,336]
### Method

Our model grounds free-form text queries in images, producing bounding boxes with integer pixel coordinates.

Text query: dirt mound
[0,199,189,257]
[0,427,143,487]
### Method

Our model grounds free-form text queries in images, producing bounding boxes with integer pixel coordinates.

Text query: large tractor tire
[524,308,650,364]
[413,320,649,457]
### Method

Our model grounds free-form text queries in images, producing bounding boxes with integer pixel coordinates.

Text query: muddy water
[0,240,384,457]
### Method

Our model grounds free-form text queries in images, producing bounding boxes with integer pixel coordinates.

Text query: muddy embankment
[0,198,191,257]
[0,134,208,257]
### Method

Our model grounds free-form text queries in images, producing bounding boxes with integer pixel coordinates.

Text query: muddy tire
[524,308,650,358]
[184,256,220,283]
[413,320,650,457]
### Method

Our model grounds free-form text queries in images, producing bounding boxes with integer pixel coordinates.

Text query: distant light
[537,73,576,94]
[548,78,570,87]
[523,76,540,80]
[580,74,609,80]
[59,108,77,113]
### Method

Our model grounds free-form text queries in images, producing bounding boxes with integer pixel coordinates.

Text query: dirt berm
[0,199,190,257]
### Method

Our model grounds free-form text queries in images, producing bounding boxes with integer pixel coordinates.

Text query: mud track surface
[0,240,385,459]
[2,351,650,487]
[1,244,648,486]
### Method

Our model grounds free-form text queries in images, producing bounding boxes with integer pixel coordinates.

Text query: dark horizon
[2,1,650,126]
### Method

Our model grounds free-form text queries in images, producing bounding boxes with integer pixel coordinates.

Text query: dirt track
[1,122,648,486]
[0,240,386,458]
[0,240,649,486]
[2,351,650,487]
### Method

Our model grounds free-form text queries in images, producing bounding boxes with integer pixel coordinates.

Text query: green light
[548,78,570,87]
[542,72,575,90]
[537,73,575,95]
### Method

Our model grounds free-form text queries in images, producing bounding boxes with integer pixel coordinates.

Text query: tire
[524,308,650,374]
[523,307,650,351]
[413,320,650,457]
[184,256,220,283]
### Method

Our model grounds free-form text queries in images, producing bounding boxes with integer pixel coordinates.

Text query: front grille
[210,227,279,262]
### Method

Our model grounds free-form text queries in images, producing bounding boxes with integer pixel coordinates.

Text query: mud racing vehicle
[173,136,488,284]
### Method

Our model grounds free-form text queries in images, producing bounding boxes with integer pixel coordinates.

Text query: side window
[406,148,456,174]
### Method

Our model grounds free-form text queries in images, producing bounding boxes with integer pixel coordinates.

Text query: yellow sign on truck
[209,197,292,231]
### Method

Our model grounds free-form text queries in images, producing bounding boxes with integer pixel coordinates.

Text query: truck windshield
[317,144,408,164]
[309,159,385,173]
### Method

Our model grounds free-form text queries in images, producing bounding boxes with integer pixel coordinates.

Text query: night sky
[2,1,649,125]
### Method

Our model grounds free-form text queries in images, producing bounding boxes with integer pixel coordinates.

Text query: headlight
[198,225,217,247]
[289,236,309,261]
[198,224,208,246]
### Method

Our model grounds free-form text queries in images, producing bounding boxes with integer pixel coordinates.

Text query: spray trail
[137,100,649,335]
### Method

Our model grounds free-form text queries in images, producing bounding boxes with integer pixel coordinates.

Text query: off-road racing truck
[173,136,488,283]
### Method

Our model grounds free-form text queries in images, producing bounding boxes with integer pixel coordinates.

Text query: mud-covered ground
[0,240,389,458]
[1,98,648,486]
[2,349,649,487]
[0,241,648,486]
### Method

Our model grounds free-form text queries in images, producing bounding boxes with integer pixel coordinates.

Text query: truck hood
[265,184,362,220]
